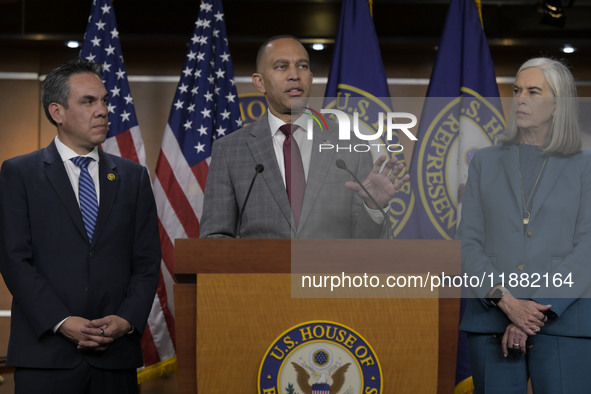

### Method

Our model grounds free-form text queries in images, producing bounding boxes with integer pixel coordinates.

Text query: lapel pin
[107,173,116,181]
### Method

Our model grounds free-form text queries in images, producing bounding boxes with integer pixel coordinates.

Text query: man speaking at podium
[200,35,409,239]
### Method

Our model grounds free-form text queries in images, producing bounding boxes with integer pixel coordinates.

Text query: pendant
[523,210,530,225]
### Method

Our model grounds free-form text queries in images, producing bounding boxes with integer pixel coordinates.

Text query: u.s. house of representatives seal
[415,90,505,239]
[258,320,382,394]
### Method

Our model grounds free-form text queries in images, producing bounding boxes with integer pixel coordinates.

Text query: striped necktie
[71,156,99,241]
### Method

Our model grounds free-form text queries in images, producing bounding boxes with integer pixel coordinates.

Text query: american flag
[80,0,146,165]
[80,0,164,380]
[312,385,330,394]
[148,0,241,378]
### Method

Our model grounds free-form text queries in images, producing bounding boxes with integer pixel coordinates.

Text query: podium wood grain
[174,239,461,394]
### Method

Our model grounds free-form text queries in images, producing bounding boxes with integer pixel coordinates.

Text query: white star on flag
[195,142,205,153]
[201,108,212,118]
[120,111,130,122]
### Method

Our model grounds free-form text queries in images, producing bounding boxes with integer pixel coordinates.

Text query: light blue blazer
[458,143,591,337]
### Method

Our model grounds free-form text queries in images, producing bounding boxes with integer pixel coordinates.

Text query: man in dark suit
[0,60,161,393]
[200,36,409,238]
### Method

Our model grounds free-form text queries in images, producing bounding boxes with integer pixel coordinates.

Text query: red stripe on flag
[141,324,160,365]
[115,129,140,163]
[156,219,176,344]
[156,267,176,346]
[191,160,209,196]
[155,153,199,238]
[157,219,175,282]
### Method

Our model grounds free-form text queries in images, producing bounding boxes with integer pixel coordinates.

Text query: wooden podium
[174,239,461,394]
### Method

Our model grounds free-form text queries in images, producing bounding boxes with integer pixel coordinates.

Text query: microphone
[336,159,391,237]
[236,164,264,238]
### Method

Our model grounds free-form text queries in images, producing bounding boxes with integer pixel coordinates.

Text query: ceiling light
[562,44,576,53]
[539,0,566,28]
[66,40,81,49]
[312,43,325,51]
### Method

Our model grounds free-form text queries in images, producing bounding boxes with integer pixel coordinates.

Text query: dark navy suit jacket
[0,141,161,369]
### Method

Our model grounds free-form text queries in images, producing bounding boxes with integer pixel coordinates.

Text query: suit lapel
[501,144,524,213]
[297,121,336,230]
[246,115,293,228]
[530,154,568,220]
[43,142,88,241]
[92,150,119,246]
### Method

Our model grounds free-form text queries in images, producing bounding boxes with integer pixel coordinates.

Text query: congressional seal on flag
[258,321,382,394]
[414,91,505,240]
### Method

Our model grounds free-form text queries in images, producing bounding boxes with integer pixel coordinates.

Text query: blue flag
[324,0,416,238]
[409,1,506,393]
[324,0,389,98]
[410,0,504,241]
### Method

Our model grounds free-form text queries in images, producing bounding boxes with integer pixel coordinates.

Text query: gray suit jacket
[458,144,591,337]
[200,113,384,239]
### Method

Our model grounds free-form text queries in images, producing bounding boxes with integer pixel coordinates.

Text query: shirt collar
[54,136,100,163]
[267,110,310,137]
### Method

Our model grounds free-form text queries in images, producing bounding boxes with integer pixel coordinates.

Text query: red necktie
[279,124,306,227]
